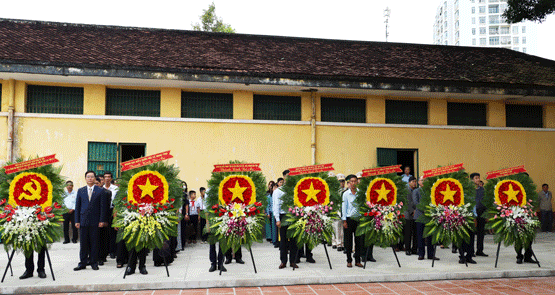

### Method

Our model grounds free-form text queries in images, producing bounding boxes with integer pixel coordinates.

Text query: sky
[2,0,555,61]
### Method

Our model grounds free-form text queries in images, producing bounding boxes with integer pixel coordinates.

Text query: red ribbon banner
[288,163,334,176]
[486,166,527,180]
[423,163,464,178]
[362,165,403,177]
[4,154,59,174]
[121,151,173,172]
[212,163,262,173]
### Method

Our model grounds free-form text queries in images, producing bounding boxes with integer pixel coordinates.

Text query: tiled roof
[1,18,555,88]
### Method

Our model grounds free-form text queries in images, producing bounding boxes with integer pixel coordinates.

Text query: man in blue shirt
[342,174,365,267]
[63,180,78,244]
[273,170,299,269]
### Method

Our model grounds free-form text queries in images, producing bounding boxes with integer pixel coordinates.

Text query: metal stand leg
[323,244,332,270]
[292,248,299,271]
[432,245,437,268]
[530,249,541,268]
[249,247,257,273]
[363,246,370,269]
[123,249,134,279]
[392,246,401,268]
[495,242,501,268]
[162,254,170,277]
[1,250,15,283]
[6,252,12,277]
[45,248,56,281]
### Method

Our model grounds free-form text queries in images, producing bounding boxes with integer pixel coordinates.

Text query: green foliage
[192,2,236,33]
[482,173,539,249]
[503,0,555,23]
[0,157,66,257]
[113,161,182,252]
[416,169,476,247]
[280,172,341,215]
[354,173,408,248]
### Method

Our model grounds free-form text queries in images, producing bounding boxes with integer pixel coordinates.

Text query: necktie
[191,201,195,213]
[88,187,92,201]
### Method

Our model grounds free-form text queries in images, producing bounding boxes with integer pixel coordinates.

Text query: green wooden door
[377,148,398,167]
[88,142,118,177]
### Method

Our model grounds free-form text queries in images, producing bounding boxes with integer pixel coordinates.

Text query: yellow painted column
[428,99,447,125]
[301,93,313,121]
[487,101,506,127]
[545,105,555,128]
[14,81,26,113]
[160,88,181,118]
[84,85,106,115]
[233,91,253,120]
[366,96,385,124]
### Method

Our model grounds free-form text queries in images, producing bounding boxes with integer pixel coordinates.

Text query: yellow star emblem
[375,183,391,202]
[302,182,321,203]
[228,181,247,202]
[440,184,457,203]
[138,177,159,199]
[504,183,520,203]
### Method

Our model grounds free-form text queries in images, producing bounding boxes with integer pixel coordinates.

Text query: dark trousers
[345,218,363,263]
[116,240,129,265]
[187,216,199,241]
[272,216,279,246]
[459,237,474,261]
[98,226,109,261]
[279,214,298,265]
[225,248,242,261]
[63,211,78,243]
[416,222,435,259]
[541,211,553,232]
[107,208,117,255]
[404,219,417,252]
[79,226,99,267]
[200,217,208,241]
[516,244,533,260]
[210,243,224,267]
[298,244,313,260]
[128,248,147,271]
[476,216,486,254]
[25,248,45,273]
[180,218,187,248]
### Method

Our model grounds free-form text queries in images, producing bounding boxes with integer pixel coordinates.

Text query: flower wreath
[482,173,539,250]
[206,162,267,254]
[112,161,183,252]
[0,157,66,257]
[280,172,340,250]
[416,169,476,247]
[354,172,408,248]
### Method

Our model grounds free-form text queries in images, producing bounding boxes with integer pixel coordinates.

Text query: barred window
[506,104,543,128]
[26,85,83,114]
[253,95,301,121]
[181,92,233,119]
[385,100,428,125]
[447,102,487,126]
[321,97,366,123]
[106,89,160,117]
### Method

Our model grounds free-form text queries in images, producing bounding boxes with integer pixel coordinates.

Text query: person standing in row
[74,171,108,271]
[413,176,438,261]
[539,184,553,232]
[470,172,488,258]
[404,176,418,256]
[333,174,346,252]
[274,170,298,269]
[103,172,119,259]
[343,174,364,268]
[62,180,78,244]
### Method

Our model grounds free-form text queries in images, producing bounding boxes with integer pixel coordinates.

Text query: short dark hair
[346,174,357,181]
[408,176,416,182]
[95,176,101,182]
[104,171,113,178]
[469,173,480,179]
[200,187,206,192]
[66,180,73,185]
[277,177,284,183]
[543,184,549,188]
[189,190,196,195]
[282,170,290,177]
[85,170,96,178]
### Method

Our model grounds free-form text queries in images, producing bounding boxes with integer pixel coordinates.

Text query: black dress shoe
[38,270,47,279]
[74,265,86,271]
[19,271,33,279]
[98,261,104,266]
[91,265,99,270]
[524,258,538,264]
[517,258,523,264]
[290,263,299,269]
[367,257,377,262]
[306,257,316,263]
[139,266,148,275]
[219,265,227,272]
[224,259,232,265]
[117,264,124,268]
[209,265,217,272]
[236,259,245,264]
[332,245,337,249]
[72,240,78,244]
[475,252,489,257]
[411,250,418,255]
[452,248,458,254]
[125,267,135,275]
[466,258,477,264]
[459,258,466,264]
[274,245,279,248]
[63,241,70,244]
[418,256,425,260]
[110,253,116,259]
[337,247,344,251]
[406,250,412,256]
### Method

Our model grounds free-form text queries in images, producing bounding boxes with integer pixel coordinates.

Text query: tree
[192,2,236,33]
[503,0,555,23]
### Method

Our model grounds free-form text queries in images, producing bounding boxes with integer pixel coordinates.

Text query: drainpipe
[302,89,318,165]
[7,79,15,163]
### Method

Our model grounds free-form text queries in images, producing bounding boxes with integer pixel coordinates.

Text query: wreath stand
[494,242,540,268]
[220,246,258,275]
[2,248,55,283]
[291,242,333,271]
[363,246,401,269]
[123,248,170,279]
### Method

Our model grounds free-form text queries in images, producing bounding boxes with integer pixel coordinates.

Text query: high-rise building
[433,0,537,55]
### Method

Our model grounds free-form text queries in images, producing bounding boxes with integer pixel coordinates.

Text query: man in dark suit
[74,170,108,271]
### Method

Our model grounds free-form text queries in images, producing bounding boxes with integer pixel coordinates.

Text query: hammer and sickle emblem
[20,179,42,200]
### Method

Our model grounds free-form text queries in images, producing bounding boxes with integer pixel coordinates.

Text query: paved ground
[39,277,555,294]
[1,233,555,294]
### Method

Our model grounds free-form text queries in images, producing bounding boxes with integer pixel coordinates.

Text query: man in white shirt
[273,170,299,269]
[103,172,119,260]
[401,166,413,183]
[342,174,365,267]
[63,180,78,244]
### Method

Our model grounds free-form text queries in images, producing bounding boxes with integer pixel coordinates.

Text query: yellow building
[0,19,554,189]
